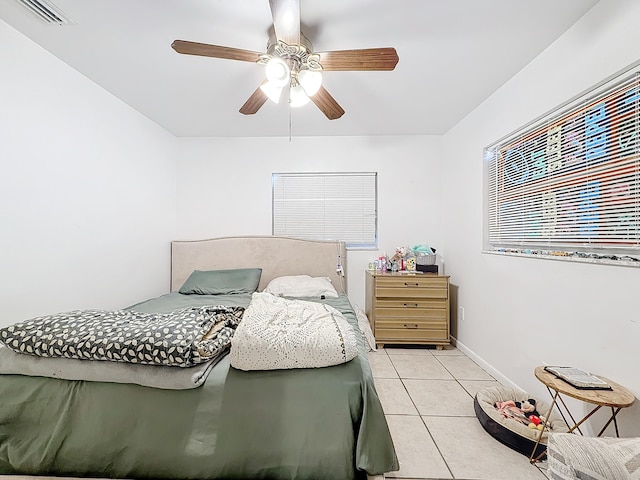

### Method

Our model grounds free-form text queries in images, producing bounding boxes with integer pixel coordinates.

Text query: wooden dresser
[365,271,450,349]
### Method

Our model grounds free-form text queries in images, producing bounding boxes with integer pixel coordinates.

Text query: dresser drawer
[375,306,446,320]
[375,299,447,309]
[375,326,449,342]
[375,277,448,299]
[376,318,447,329]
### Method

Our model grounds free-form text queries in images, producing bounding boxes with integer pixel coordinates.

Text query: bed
[0,236,398,480]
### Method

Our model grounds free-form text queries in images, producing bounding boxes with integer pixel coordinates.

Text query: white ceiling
[0,0,599,138]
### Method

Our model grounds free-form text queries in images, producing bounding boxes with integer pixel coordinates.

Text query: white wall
[175,135,443,307]
[0,20,177,324]
[442,0,640,435]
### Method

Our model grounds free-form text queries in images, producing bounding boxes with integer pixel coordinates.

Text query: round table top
[534,366,635,408]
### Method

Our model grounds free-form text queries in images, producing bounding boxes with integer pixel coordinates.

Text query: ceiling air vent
[16,0,74,25]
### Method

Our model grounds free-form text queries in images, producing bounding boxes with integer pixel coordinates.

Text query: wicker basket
[415,252,436,265]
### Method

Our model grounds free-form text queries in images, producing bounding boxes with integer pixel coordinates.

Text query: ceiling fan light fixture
[260,81,284,104]
[172,0,397,120]
[289,84,310,108]
[265,57,290,88]
[298,69,322,97]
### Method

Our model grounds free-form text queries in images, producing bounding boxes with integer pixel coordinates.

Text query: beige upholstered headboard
[171,236,347,294]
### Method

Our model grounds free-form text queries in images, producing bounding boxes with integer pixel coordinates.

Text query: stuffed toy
[496,398,538,415]
[495,398,548,430]
[514,399,540,418]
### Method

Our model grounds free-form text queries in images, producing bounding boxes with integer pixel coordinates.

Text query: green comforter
[0,293,398,479]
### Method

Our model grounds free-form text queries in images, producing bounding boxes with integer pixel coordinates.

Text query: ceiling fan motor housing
[261,33,323,78]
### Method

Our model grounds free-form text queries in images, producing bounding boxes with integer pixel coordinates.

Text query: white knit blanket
[230,292,359,371]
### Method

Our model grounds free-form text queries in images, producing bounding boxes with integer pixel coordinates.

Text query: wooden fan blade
[239,82,269,115]
[172,40,262,63]
[310,86,345,120]
[269,0,300,46]
[316,47,399,71]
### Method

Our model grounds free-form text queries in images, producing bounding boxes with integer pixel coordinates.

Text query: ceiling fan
[171,0,399,120]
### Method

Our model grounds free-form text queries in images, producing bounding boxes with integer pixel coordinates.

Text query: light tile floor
[370,346,549,480]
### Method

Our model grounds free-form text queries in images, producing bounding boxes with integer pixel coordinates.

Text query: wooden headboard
[171,236,347,293]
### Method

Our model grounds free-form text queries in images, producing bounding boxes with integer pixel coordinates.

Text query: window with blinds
[484,66,640,265]
[272,172,377,248]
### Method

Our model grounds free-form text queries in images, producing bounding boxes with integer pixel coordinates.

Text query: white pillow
[263,275,339,298]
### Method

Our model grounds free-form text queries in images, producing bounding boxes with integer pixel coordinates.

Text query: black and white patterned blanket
[0,306,245,367]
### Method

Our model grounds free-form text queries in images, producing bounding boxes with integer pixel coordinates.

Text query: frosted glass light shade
[289,84,310,107]
[298,69,322,96]
[260,81,284,103]
[265,58,290,87]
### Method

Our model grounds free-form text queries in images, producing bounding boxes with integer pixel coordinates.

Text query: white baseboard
[451,336,526,392]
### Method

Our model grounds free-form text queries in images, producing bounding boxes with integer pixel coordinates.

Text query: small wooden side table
[530,366,635,463]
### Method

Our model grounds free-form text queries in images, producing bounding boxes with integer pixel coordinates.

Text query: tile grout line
[419,353,469,480]
[388,348,456,480]
[382,347,445,480]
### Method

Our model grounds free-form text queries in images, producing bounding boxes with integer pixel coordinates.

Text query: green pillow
[179,268,262,295]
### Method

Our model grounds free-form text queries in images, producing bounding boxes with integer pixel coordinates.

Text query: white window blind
[272,172,377,248]
[484,66,640,265]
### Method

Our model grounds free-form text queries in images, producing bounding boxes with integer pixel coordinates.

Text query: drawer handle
[403,323,419,329]
[404,282,419,287]
[403,303,419,308]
